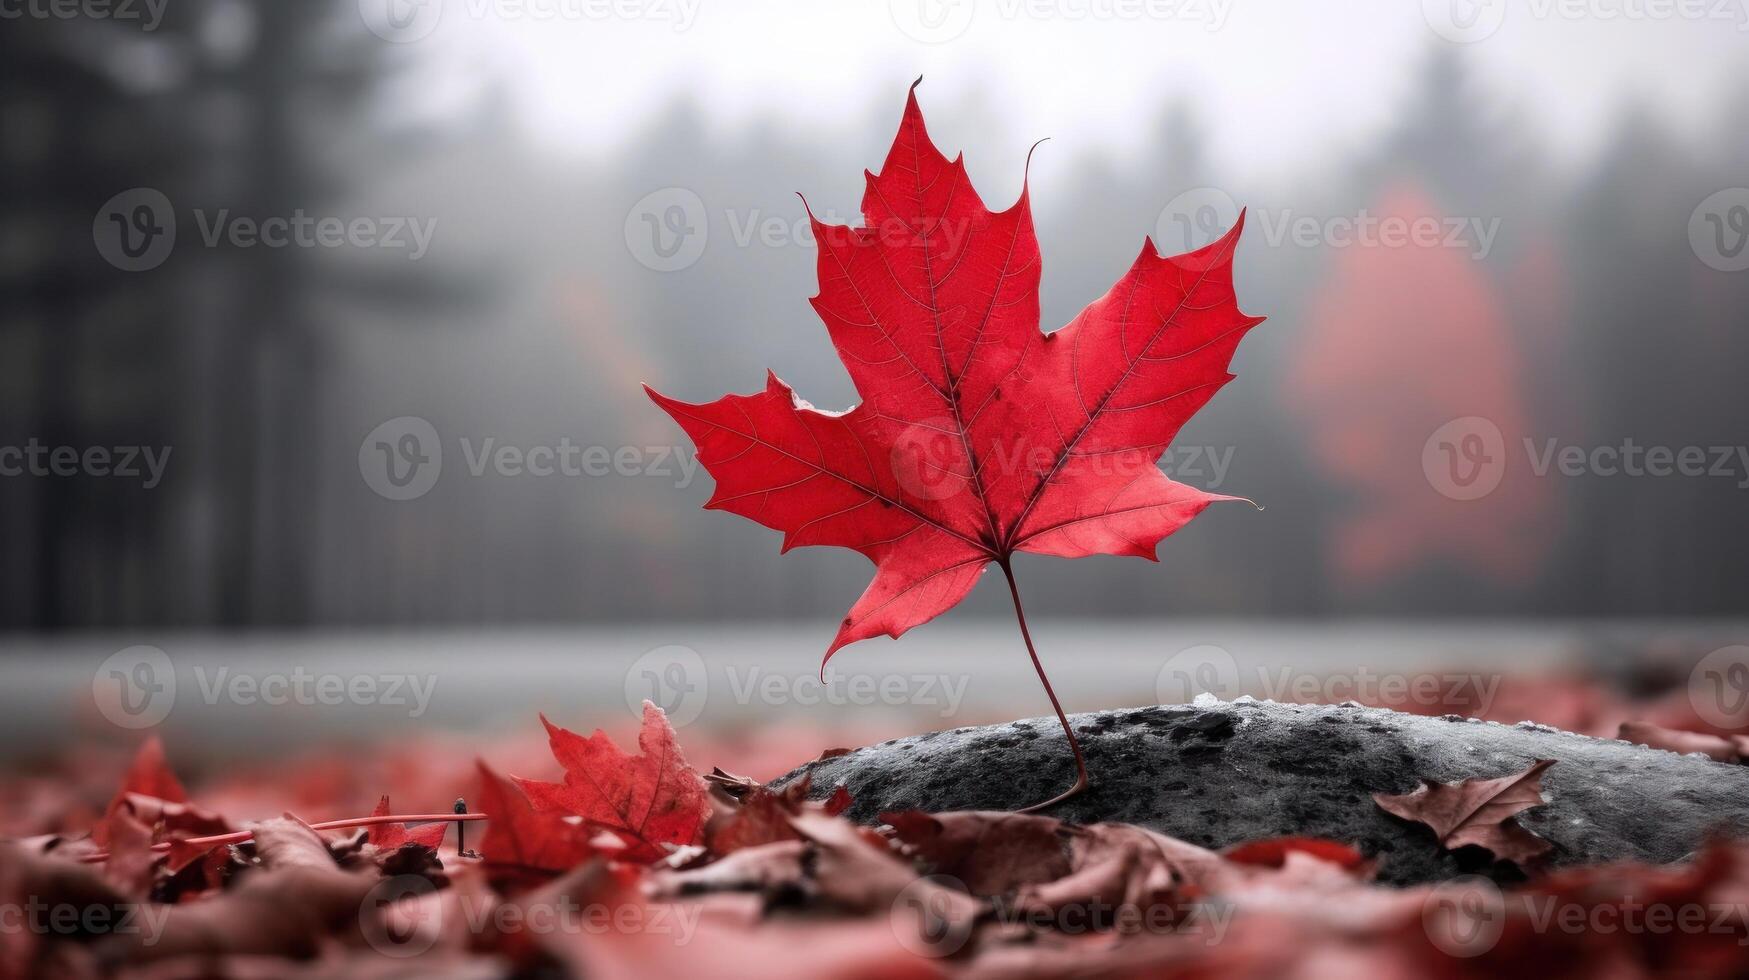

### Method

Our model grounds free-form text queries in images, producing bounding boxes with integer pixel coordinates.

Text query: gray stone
[773,700,1749,885]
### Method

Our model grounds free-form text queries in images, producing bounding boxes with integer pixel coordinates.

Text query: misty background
[4,0,1748,642]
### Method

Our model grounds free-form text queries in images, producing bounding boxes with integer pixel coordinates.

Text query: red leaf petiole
[80,811,488,863]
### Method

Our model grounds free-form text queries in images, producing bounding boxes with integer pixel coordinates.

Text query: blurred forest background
[3,0,1748,634]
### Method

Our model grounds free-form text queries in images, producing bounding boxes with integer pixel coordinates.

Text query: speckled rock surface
[774,699,1749,885]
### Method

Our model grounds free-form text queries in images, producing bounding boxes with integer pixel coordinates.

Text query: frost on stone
[1192,692,1221,707]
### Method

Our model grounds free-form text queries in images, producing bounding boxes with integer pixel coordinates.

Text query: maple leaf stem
[998,558,1090,813]
[78,812,488,863]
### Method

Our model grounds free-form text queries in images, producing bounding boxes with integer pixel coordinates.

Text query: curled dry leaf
[1373,758,1556,865]
[99,811,157,899]
[884,810,1071,896]
[93,816,373,967]
[652,808,980,922]
[704,775,856,857]
[1016,822,1224,921]
[1618,721,1749,764]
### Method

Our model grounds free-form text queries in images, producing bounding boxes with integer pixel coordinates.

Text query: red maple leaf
[365,796,449,851]
[98,737,230,851]
[512,702,710,862]
[1221,836,1368,872]
[1373,758,1555,865]
[474,761,598,889]
[646,82,1262,807]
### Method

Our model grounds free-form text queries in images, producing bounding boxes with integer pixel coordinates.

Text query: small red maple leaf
[366,796,449,851]
[647,81,1263,807]
[513,701,710,862]
[475,761,597,887]
[1373,758,1556,866]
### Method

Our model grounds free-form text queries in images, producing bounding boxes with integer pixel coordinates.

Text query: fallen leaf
[94,816,374,965]
[1373,758,1556,865]
[366,795,449,851]
[822,784,852,817]
[95,737,204,847]
[1618,721,1749,763]
[512,702,710,862]
[883,809,1070,896]
[114,735,187,804]
[1016,822,1221,922]
[475,760,597,889]
[1221,836,1369,872]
